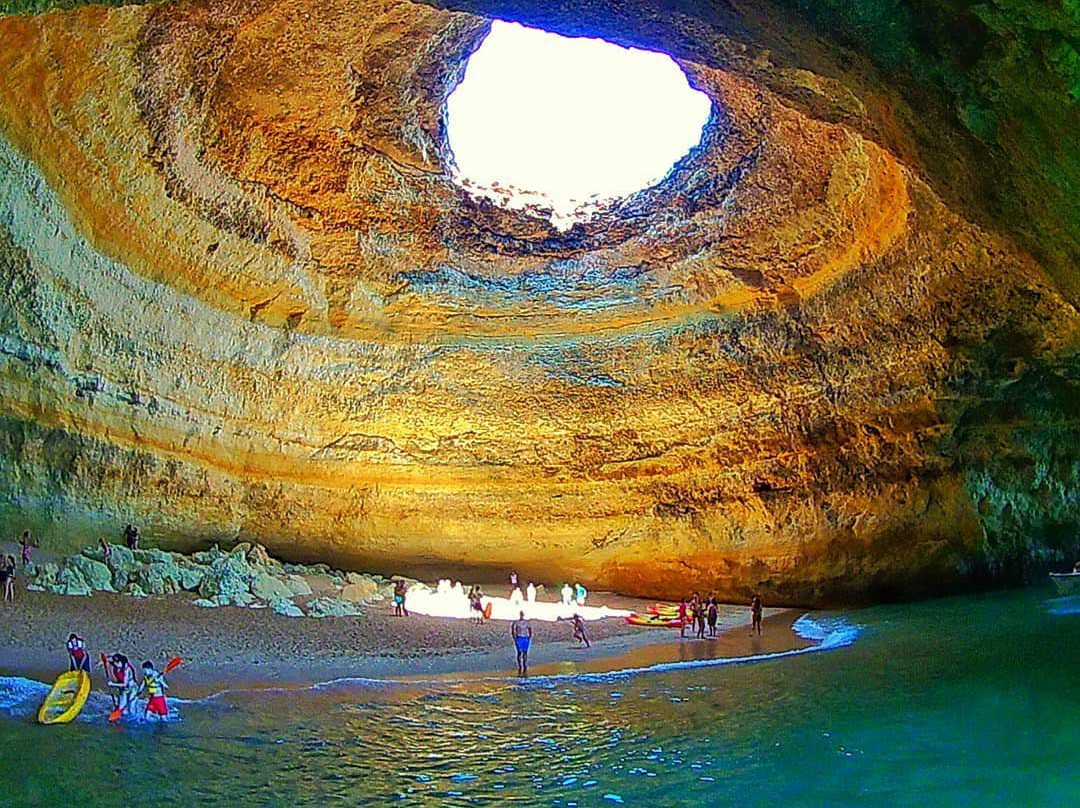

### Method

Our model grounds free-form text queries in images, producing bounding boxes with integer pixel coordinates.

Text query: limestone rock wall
[0,0,1077,604]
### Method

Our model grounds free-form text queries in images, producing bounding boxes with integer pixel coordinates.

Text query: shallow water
[1,588,1076,806]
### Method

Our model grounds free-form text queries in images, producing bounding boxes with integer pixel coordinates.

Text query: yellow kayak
[38,670,91,725]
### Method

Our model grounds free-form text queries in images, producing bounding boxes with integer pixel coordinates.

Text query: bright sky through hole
[446,21,712,221]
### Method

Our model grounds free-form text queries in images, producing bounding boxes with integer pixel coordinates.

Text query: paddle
[107,656,182,723]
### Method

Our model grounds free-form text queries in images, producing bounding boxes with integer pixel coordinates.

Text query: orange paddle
[107,656,182,722]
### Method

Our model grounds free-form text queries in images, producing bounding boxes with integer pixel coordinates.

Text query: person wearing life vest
[106,653,138,714]
[140,661,169,720]
[66,633,91,673]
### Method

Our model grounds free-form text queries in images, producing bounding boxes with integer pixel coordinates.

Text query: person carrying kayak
[105,653,138,716]
[139,661,169,720]
[67,633,91,673]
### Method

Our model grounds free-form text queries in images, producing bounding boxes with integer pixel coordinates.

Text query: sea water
[0,587,1076,806]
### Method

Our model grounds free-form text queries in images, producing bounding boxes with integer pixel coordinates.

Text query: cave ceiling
[0,0,1076,603]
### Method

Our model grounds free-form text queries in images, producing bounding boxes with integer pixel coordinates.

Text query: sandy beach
[0,547,805,697]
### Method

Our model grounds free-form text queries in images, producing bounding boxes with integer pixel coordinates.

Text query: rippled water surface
[1,588,1077,806]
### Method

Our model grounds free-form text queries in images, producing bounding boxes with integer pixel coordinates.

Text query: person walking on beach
[707,596,719,638]
[140,660,169,720]
[571,613,591,648]
[19,532,32,568]
[67,633,91,673]
[511,610,533,676]
[393,579,409,617]
[123,524,139,550]
[751,594,763,636]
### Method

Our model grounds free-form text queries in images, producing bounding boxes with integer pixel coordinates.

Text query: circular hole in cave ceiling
[445,21,713,228]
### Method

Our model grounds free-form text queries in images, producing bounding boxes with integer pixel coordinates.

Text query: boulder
[340,576,378,603]
[193,598,219,608]
[178,566,206,591]
[245,543,274,567]
[230,542,252,558]
[48,565,91,596]
[132,548,173,566]
[284,575,313,597]
[133,562,183,596]
[198,554,253,601]
[270,597,305,618]
[305,597,364,618]
[65,555,114,592]
[251,572,294,602]
[127,584,148,598]
[192,545,226,565]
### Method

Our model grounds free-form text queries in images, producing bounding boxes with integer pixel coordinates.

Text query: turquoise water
[1,587,1076,806]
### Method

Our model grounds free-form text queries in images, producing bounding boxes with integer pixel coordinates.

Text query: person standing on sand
[511,610,533,676]
[678,597,689,638]
[560,583,573,606]
[393,579,409,617]
[526,582,536,603]
[509,570,519,597]
[694,599,706,640]
[123,524,139,550]
[751,594,763,636]
[469,586,485,624]
[574,582,587,606]
[4,556,15,602]
[0,556,12,603]
[67,633,91,673]
[19,532,32,568]
[707,597,718,638]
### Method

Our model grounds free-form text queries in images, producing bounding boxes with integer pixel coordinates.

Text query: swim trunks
[146,695,168,716]
[514,636,530,654]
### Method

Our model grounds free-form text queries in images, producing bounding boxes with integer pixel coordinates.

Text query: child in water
[140,661,169,720]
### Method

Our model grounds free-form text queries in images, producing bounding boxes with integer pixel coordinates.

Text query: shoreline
[0,585,807,698]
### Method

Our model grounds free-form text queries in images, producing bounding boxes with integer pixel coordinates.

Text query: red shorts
[146,695,168,716]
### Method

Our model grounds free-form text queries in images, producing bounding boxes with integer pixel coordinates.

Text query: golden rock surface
[0,0,1076,603]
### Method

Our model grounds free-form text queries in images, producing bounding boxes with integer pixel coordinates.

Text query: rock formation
[0,0,1077,604]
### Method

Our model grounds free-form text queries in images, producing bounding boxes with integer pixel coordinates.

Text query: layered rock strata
[0,0,1077,603]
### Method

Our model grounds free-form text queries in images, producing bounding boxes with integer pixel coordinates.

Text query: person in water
[511,610,533,676]
[140,661,169,720]
[67,633,91,673]
[19,531,31,568]
[393,579,409,617]
[106,653,138,715]
[751,594,764,636]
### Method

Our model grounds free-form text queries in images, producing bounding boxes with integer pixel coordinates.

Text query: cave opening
[445,20,712,226]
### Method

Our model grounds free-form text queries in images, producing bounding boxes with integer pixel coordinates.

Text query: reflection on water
[0,589,1077,807]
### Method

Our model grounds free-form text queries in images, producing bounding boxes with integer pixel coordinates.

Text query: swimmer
[511,610,532,676]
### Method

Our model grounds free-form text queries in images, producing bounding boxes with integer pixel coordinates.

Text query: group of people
[66,632,171,720]
[505,572,587,608]
[678,592,764,639]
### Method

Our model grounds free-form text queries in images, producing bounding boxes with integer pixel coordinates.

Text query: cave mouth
[445,20,713,227]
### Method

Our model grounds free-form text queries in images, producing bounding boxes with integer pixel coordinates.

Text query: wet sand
[0,560,804,697]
